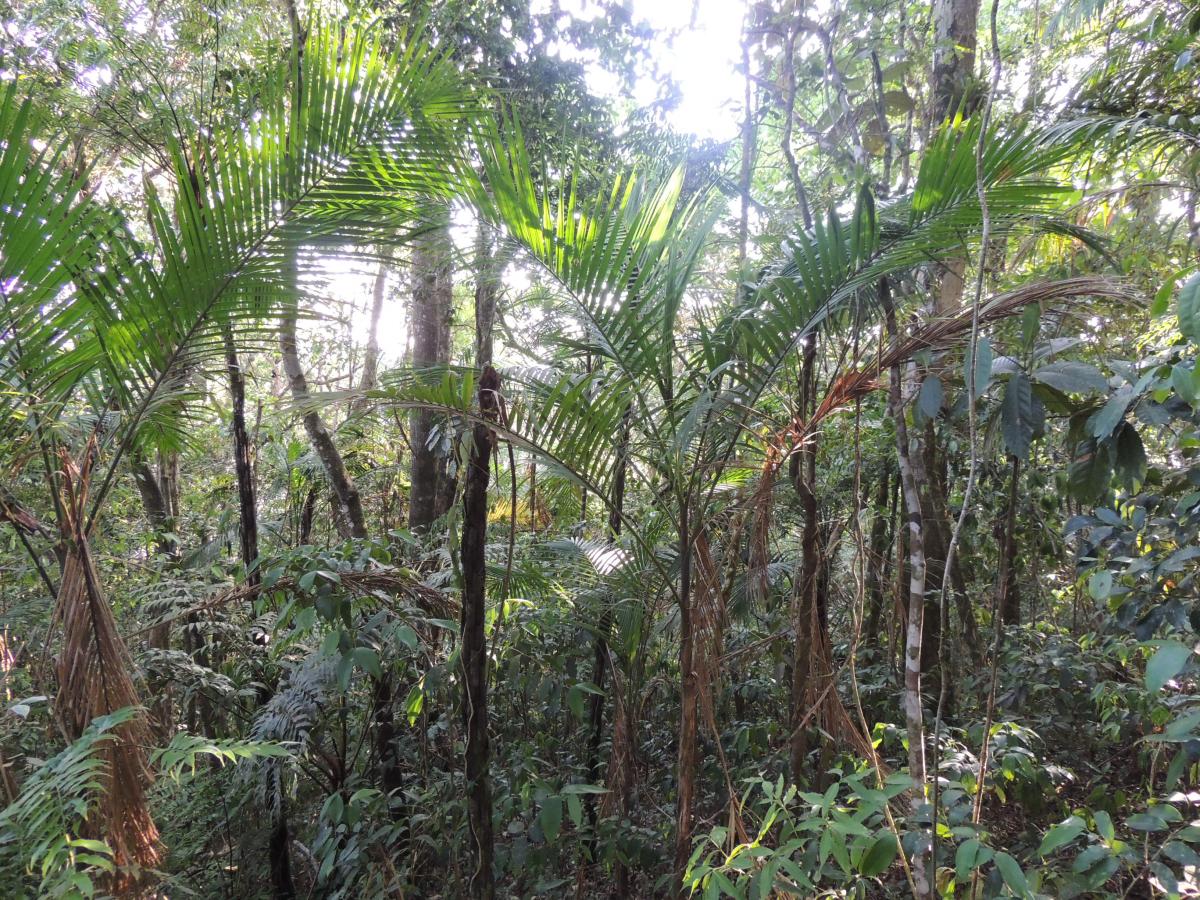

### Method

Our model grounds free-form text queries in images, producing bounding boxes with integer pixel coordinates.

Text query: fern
[0,708,136,898]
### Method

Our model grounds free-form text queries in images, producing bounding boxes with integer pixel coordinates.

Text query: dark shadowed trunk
[225,328,259,586]
[789,338,822,783]
[461,365,500,899]
[409,219,455,531]
[673,498,698,898]
[584,408,629,866]
[864,462,893,646]
[997,455,1022,626]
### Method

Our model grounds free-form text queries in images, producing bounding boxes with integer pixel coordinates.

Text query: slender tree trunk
[279,267,367,539]
[408,218,454,531]
[461,366,500,899]
[225,328,259,586]
[474,222,500,370]
[584,409,629,865]
[269,794,296,899]
[883,281,932,899]
[864,463,893,645]
[353,254,389,413]
[789,339,821,783]
[673,498,698,898]
[997,456,1022,626]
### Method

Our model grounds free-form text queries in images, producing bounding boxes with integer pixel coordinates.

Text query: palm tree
[0,18,478,885]
[383,110,1129,895]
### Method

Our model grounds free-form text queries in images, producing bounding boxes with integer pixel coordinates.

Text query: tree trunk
[673,499,698,898]
[225,328,259,586]
[353,253,390,412]
[931,0,981,124]
[584,409,629,865]
[279,291,368,540]
[461,365,500,899]
[474,222,500,370]
[883,281,932,899]
[864,463,893,646]
[997,456,1022,626]
[789,339,822,783]
[409,219,455,531]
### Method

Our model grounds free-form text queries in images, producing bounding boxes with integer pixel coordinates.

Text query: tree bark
[461,365,500,899]
[409,219,455,530]
[931,0,981,124]
[225,328,259,586]
[997,456,1022,626]
[789,339,822,783]
[584,408,629,866]
[673,499,698,898]
[279,289,368,540]
[883,281,932,899]
[353,254,389,412]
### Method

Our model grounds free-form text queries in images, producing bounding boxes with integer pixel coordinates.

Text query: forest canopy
[1,0,1199,897]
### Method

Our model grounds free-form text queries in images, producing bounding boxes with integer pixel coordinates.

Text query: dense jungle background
[2,0,1200,896]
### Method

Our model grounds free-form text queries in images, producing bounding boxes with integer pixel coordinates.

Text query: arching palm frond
[475,119,714,401]
[1,18,479,518]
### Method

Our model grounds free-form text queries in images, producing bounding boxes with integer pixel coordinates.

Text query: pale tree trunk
[931,0,980,317]
[353,253,390,411]
[279,276,368,540]
[408,218,454,530]
[884,281,932,899]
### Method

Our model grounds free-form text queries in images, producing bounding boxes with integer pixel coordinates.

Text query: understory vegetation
[2,0,1200,897]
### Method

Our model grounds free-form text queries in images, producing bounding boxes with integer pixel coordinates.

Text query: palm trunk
[225,328,259,586]
[279,295,368,540]
[461,365,500,899]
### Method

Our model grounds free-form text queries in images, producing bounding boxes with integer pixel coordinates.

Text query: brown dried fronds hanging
[52,444,160,888]
[747,276,1129,598]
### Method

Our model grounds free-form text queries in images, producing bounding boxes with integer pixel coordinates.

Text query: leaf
[1069,437,1113,502]
[858,832,899,876]
[1031,360,1107,394]
[916,375,944,422]
[1114,422,1147,490]
[351,647,383,679]
[1038,817,1085,856]
[964,337,993,399]
[1178,273,1200,342]
[1001,372,1035,459]
[540,795,563,842]
[993,851,1028,897]
[1089,387,1134,439]
[1088,570,1113,600]
[1146,640,1192,692]
[561,783,607,795]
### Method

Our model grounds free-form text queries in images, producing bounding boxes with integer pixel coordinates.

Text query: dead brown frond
[746,276,1130,599]
[52,443,160,888]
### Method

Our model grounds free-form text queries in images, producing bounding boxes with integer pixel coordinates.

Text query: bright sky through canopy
[544,0,745,141]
